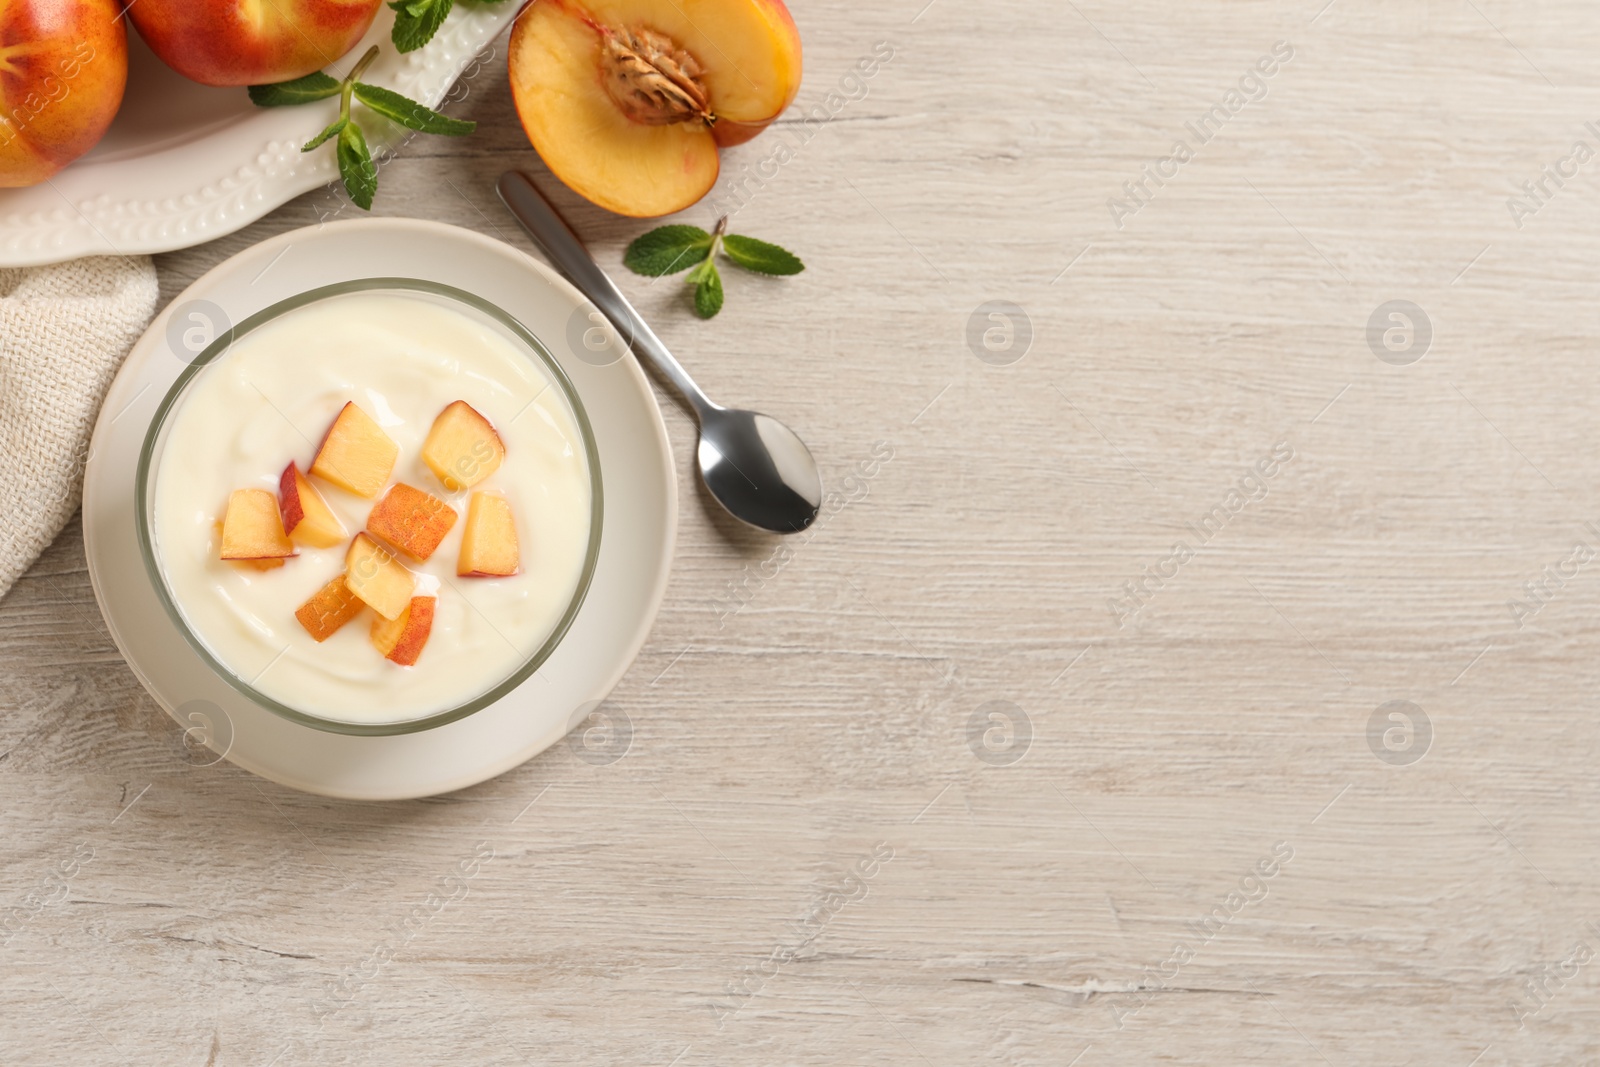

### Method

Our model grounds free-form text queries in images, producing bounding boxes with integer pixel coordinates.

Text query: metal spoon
[496,171,822,535]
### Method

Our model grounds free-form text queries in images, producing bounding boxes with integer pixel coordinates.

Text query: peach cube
[279,461,347,548]
[422,400,504,491]
[310,401,398,498]
[219,488,296,561]
[367,483,457,561]
[457,492,520,577]
[370,596,437,666]
[343,533,416,620]
[294,576,365,642]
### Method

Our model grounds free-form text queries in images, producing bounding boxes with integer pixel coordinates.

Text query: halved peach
[508,0,802,216]
[344,533,415,620]
[370,596,436,666]
[422,401,504,492]
[280,462,347,548]
[220,489,296,561]
[311,401,398,498]
[295,576,365,642]
[458,492,520,577]
[367,483,457,561]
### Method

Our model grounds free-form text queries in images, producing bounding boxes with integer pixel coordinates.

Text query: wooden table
[5,1,1598,1061]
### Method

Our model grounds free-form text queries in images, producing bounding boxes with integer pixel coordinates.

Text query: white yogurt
[151,291,593,723]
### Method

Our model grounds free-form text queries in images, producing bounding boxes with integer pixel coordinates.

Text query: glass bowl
[134,278,604,737]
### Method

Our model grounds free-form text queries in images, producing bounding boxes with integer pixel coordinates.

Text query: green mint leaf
[624,225,713,276]
[684,257,715,284]
[390,0,453,52]
[249,70,342,107]
[302,116,348,152]
[352,83,476,135]
[692,262,724,319]
[721,234,805,276]
[336,123,377,211]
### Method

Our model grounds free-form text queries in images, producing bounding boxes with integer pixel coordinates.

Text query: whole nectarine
[126,0,382,87]
[509,0,802,216]
[0,0,126,188]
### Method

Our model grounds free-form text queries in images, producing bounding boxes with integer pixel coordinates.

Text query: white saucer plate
[82,218,677,800]
[0,6,516,266]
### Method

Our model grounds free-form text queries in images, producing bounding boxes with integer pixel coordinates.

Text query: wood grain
[5,1,1600,1062]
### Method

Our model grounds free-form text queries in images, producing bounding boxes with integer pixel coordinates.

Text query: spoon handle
[496,171,713,420]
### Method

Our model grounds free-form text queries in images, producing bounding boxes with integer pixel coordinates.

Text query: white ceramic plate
[82,218,677,800]
[0,6,516,267]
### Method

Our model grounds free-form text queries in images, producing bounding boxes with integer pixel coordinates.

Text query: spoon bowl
[698,407,822,533]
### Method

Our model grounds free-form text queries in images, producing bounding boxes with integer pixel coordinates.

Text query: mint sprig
[351,83,476,135]
[721,234,805,276]
[248,71,341,107]
[250,45,476,211]
[623,217,804,319]
[687,257,724,318]
[390,0,512,53]
[390,0,453,53]
[622,225,714,275]
[300,115,347,151]
[336,123,378,210]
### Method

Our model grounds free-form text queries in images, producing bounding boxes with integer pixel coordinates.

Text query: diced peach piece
[279,461,347,548]
[367,483,457,561]
[219,488,296,560]
[457,492,520,577]
[311,401,398,498]
[294,576,365,642]
[343,533,416,620]
[370,596,437,666]
[216,518,276,567]
[422,401,505,491]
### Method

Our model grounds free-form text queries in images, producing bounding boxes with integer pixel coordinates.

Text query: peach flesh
[508,0,801,216]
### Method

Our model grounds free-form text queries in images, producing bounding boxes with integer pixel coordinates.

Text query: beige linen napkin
[0,256,160,600]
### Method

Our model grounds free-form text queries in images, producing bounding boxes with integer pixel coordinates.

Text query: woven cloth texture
[0,255,160,600]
